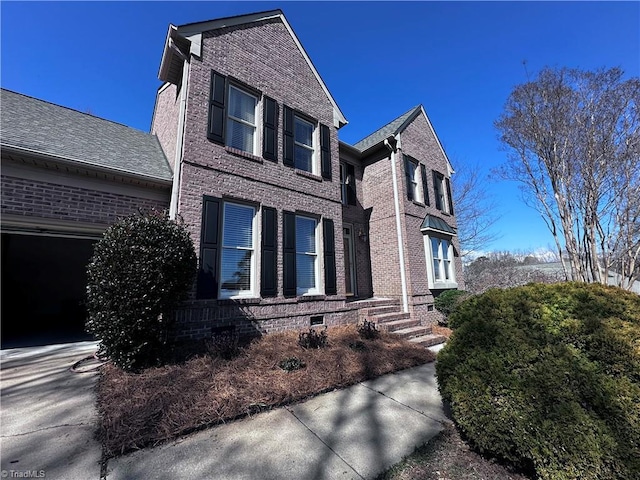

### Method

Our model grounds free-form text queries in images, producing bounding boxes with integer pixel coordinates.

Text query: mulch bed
[97,325,435,457]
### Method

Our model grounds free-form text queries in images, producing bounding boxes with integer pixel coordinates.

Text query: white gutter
[169,57,190,219]
[384,136,409,314]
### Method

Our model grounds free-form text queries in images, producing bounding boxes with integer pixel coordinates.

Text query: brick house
[1,9,462,347]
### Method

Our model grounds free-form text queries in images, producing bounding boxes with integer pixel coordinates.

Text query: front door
[343,225,356,296]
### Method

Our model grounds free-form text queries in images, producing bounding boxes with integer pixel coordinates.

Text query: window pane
[228,87,256,124]
[223,203,254,248]
[297,253,316,291]
[442,241,450,260]
[444,260,450,280]
[433,258,441,280]
[431,238,440,258]
[294,145,313,172]
[296,216,316,253]
[220,248,252,291]
[294,117,313,146]
[227,119,254,152]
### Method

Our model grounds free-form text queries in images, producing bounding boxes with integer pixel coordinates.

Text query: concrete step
[377,318,420,333]
[409,334,447,348]
[349,297,399,309]
[392,325,433,340]
[363,305,401,317]
[370,312,411,325]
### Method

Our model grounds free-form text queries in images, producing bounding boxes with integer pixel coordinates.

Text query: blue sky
[2,2,638,254]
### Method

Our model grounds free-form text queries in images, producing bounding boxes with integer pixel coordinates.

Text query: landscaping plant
[436,282,640,480]
[86,210,197,371]
[433,289,469,325]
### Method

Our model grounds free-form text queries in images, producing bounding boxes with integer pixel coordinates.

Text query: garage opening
[1,233,97,348]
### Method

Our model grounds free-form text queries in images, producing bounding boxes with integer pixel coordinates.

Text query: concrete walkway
[1,343,448,480]
[0,342,102,480]
[105,361,449,480]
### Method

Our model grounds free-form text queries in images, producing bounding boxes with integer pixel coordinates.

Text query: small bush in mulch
[357,319,379,339]
[433,289,469,326]
[97,324,434,457]
[298,326,328,349]
[437,282,640,480]
[278,356,306,372]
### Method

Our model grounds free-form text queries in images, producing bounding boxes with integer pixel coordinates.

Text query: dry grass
[432,325,452,339]
[97,325,434,457]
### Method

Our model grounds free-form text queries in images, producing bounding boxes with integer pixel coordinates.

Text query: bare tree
[495,67,640,290]
[452,163,501,256]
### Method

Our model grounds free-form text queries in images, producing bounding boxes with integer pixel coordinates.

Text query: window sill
[431,281,458,290]
[295,169,323,182]
[412,200,426,207]
[225,146,264,164]
[297,294,326,302]
[217,296,261,306]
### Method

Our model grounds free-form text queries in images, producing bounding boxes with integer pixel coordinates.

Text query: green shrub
[86,211,197,371]
[279,357,306,372]
[433,289,469,325]
[436,282,640,480]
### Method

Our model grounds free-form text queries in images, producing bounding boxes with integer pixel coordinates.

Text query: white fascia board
[175,10,348,129]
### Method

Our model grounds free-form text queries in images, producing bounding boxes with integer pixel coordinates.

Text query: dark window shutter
[320,123,332,180]
[207,71,227,145]
[263,97,278,162]
[261,207,278,297]
[346,164,357,206]
[420,163,430,206]
[433,170,443,211]
[404,155,414,201]
[197,197,222,299]
[323,218,337,295]
[283,211,296,297]
[283,106,294,167]
[445,177,454,215]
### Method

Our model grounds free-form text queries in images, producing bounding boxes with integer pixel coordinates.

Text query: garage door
[1,233,97,348]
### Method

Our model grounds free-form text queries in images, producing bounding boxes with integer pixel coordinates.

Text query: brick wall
[1,175,170,226]
[165,17,353,337]
[151,83,180,171]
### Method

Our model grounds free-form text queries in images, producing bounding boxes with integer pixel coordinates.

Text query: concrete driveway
[0,342,102,480]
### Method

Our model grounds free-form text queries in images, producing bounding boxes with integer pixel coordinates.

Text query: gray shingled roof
[1,89,172,182]
[352,106,421,152]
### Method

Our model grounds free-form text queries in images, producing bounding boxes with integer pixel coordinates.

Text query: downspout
[169,54,190,219]
[384,136,409,314]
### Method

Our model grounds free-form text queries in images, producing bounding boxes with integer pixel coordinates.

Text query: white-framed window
[424,235,457,289]
[294,115,315,173]
[405,155,424,204]
[226,85,258,154]
[295,215,319,295]
[220,202,257,298]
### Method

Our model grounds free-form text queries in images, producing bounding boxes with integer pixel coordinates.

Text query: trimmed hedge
[434,289,469,325]
[436,282,640,480]
[86,211,197,371]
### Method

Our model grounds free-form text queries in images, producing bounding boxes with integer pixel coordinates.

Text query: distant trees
[464,251,562,294]
[496,67,640,290]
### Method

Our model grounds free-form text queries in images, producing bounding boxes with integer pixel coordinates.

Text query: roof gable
[0,89,172,182]
[349,105,454,173]
[159,10,348,128]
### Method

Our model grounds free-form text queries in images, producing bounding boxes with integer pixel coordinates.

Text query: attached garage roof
[420,215,456,235]
[1,89,173,183]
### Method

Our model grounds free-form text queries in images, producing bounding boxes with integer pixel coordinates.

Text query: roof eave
[159,25,191,85]
[1,144,173,187]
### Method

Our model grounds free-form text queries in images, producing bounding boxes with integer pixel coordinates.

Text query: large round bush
[86,211,197,371]
[436,282,640,480]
